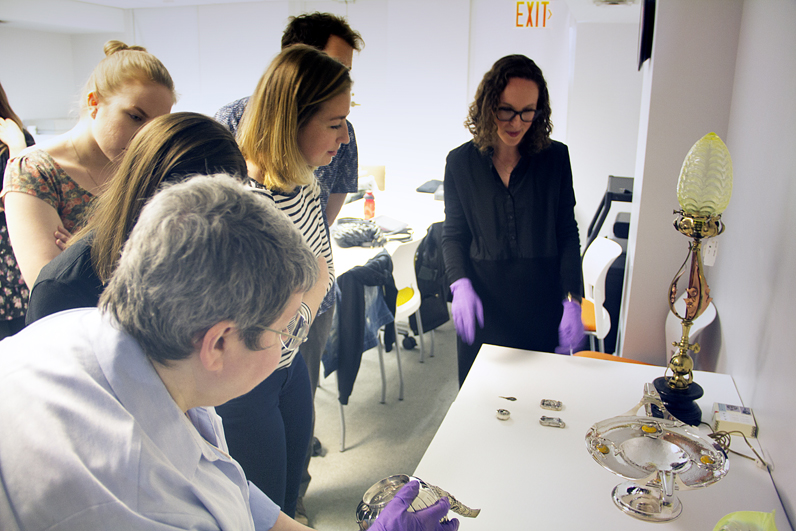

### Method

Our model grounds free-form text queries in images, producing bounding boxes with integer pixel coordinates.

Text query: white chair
[338,288,399,452]
[581,237,623,352]
[391,238,429,363]
[665,291,717,364]
[338,240,423,452]
[358,165,386,191]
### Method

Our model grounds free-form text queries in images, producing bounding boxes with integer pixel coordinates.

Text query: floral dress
[0,221,27,321]
[1,148,95,322]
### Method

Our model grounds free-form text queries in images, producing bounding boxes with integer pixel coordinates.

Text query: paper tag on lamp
[677,132,734,217]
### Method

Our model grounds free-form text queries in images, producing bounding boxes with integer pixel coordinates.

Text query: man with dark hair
[281,11,364,53]
[214,12,364,526]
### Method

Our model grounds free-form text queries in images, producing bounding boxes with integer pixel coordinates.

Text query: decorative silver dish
[355,474,480,530]
[585,415,728,522]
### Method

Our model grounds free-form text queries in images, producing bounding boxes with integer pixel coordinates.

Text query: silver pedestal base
[612,481,683,522]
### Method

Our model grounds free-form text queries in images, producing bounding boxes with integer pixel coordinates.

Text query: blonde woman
[26,112,249,326]
[2,40,175,289]
[215,44,350,518]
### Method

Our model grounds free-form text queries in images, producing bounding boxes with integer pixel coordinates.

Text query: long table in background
[331,189,444,275]
[414,346,789,530]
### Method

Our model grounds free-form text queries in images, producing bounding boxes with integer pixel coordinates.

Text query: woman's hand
[54,225,73,251]
[370,481,459,531]
[450,278,484,345]
[555,299,585,354]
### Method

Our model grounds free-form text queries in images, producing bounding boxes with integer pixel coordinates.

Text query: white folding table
[414,345,789,529]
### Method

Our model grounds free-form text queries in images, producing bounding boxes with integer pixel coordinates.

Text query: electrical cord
[702,422,772,471]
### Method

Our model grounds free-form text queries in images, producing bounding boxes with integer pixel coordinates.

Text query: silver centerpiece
[585,414,729,522]
[355,474,480,530]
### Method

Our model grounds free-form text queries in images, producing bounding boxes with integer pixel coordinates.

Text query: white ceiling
[75,0,267,7]
[73,0,641,24]
[0,0,640,34]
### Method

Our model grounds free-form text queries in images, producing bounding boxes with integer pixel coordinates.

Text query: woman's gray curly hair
[100,174,318,365]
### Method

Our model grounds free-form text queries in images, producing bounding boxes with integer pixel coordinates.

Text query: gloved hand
[450,278,484,345]
[555,299,585,354]
[369,480,459,531]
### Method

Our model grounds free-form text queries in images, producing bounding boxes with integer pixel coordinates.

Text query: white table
[331,188,444,275]
[414,346,790,530]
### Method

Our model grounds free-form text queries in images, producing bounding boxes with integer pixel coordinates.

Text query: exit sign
[516,1,552,28]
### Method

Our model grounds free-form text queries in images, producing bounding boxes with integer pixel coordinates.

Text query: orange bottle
[364,191,375,220]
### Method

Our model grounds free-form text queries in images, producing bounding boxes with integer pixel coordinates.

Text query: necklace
[498,160,516,175]
[69,135,102,192]
[493,154,519,179]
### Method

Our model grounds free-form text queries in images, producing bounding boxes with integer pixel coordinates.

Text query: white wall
[128,3,288,115]
[711,0,796,520]
[621,0,742,365]
[0,0,124,33]
[622,0,796,524]
[566,22,641,246]
[0,26,76,123]
[359,0,471,189]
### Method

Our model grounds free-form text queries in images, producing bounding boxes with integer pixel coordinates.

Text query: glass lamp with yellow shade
[653,132,733,425]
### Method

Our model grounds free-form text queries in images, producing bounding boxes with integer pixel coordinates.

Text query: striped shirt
[249,179,334,369]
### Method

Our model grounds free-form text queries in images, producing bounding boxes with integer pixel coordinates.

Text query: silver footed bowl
[585,415,729,522]
[355,474,480,530]
[585,415,728,488]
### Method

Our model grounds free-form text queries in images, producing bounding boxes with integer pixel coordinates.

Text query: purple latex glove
[369,480,459,531]
[555,299,585,354]
[450,278,484,345]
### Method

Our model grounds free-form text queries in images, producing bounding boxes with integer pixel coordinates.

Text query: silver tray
[585,415,729,522]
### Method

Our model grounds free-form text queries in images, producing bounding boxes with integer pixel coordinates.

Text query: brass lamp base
[653,377,703,426]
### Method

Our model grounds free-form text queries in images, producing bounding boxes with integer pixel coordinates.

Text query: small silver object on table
[540,416,566,428]
[540,399,563,411]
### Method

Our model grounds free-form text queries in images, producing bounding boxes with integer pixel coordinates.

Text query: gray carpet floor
[301,320,459,530]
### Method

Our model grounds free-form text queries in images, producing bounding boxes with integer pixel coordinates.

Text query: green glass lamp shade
[677,133,733,216]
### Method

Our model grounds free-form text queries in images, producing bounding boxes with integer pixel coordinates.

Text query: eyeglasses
[495,107,536,123]
[263,312,310,352]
